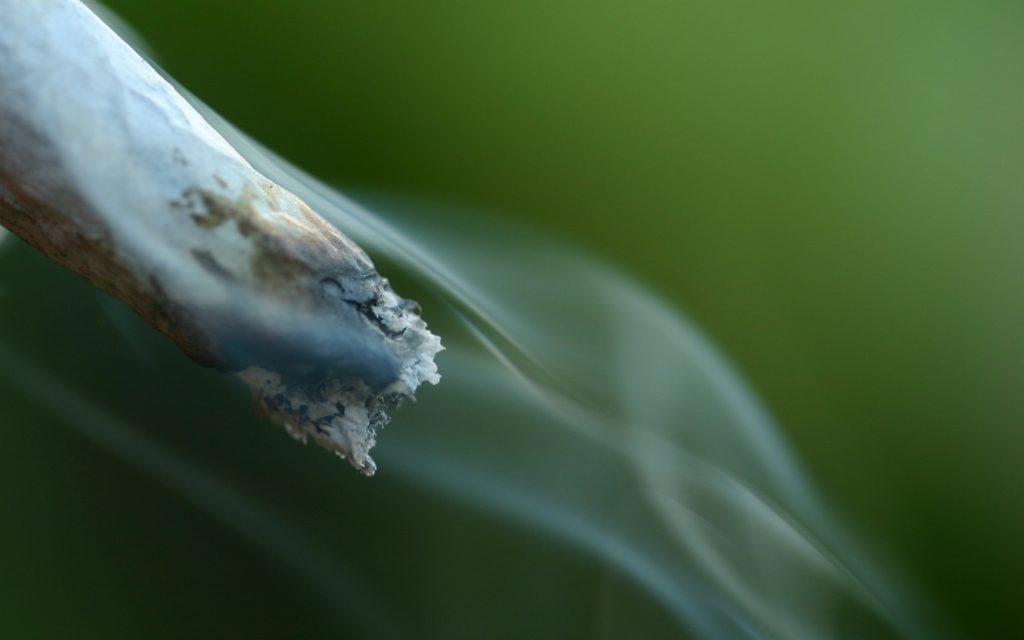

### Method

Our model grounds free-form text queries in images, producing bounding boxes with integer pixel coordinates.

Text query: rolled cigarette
[0,0,442,475]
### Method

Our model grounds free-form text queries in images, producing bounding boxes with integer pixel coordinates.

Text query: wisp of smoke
[0,7,943,638]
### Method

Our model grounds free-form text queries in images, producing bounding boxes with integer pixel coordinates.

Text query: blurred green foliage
[2,0,1022,636]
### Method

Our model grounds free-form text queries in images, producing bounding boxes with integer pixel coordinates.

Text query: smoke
[0,113,935,639]
[0,7,943,636]
[205,105,934,636]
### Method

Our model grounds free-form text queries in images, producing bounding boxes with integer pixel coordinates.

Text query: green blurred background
[4,0,1023,636]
